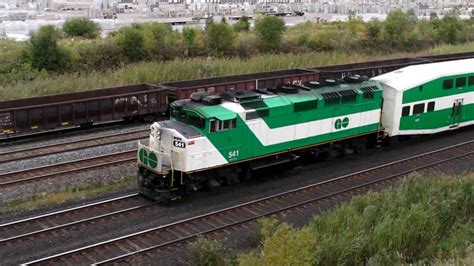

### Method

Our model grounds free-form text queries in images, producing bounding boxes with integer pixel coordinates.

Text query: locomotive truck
[137,59,474,202]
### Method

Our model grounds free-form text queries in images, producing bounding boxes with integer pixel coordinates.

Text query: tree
[383,9,411,49]
[366,19,382,43]
[205,22,236,56]
[63,17,100,39]
[182,27,198,56]
[435,8,465,44]
[233,16,250,32]
[114,27,149,61]
[29,25,70,71]
[142,22,180,60]
[254,16,286,52]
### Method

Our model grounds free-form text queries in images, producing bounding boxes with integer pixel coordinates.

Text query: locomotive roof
[371,58,474,91]
[173,80,381,120]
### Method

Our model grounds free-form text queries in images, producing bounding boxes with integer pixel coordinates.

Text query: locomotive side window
[188,114,205,129]
[456,77,466,88]
[427,101,435,112]
[413,103,425,115]
[401,106,410,117]
[210,119,217,132]
[468,76,474,86]
[210,118,236,133]
[443,79,453,90]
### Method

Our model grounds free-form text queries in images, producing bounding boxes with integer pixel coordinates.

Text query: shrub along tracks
[12,139,473,265]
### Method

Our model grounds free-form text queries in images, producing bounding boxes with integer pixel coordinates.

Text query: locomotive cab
[137,100,233,202]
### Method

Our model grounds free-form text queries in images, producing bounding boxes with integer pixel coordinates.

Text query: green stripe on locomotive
[176,81,383,164]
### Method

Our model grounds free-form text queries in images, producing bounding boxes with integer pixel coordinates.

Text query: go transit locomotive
[137,59,474,202]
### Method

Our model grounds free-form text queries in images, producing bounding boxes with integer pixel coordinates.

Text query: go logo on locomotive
[334,117,350,130]
[139,149,158,169]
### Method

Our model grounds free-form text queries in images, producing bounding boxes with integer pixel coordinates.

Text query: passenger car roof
[371,58,474,91]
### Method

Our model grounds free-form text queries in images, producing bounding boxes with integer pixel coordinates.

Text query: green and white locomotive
[138,59,474,202]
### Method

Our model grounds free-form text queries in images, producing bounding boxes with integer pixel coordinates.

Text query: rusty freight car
[0,84,168,138]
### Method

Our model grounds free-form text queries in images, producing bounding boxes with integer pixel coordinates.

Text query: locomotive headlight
[156,131,161,140]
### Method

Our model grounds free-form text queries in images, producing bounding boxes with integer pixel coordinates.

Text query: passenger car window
[443,79,453,90]
[427,101,435,112]
[468,76,474,86]
[401,106,410,117]
[413,103,425,115]
[456,77,466,88]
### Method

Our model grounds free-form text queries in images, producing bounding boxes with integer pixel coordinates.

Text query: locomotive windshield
[170,106,205,129]
[171,106,187,123]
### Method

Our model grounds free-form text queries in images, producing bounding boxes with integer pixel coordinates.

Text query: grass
[232,173,473,265]
[1,42,474,100]
[0,176,136,215]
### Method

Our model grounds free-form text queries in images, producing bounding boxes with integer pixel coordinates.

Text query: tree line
[1,8,473,83]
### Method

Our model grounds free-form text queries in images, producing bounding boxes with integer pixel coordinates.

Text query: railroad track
[0,128,148,164]
[0,193,150,243]
[20,140,474,265]
[0,150,136,188]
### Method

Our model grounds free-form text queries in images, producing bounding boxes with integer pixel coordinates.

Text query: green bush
[239,173,474,265]
[206,21,236,56]
[28,25,71,72]
[254,16,286,52]
[63,17,100,39]
[182,27,198,56]
[190,236,234,266]
[113,26,149,62]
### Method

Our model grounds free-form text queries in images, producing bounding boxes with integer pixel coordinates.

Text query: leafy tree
[182,27,198,56]
[233,16,250,32]
[113,27,149,61]
[205,22,236,56]
[141,22,180,60]
[254,16,286,52]
[435,9,465,44]
[366,19,382,44]
[63,17,100,39]
[29,25,70,71]
[383,9,411,49]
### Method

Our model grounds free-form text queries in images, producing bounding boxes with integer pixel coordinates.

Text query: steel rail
[0,201,158,244]
[0,193,139,228]
[22,140,473,265]
[0,150,136,187]
[0,128,148,164]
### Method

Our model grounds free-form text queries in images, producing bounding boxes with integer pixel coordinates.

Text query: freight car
[0,84,168,138]
[137,58,474,202]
